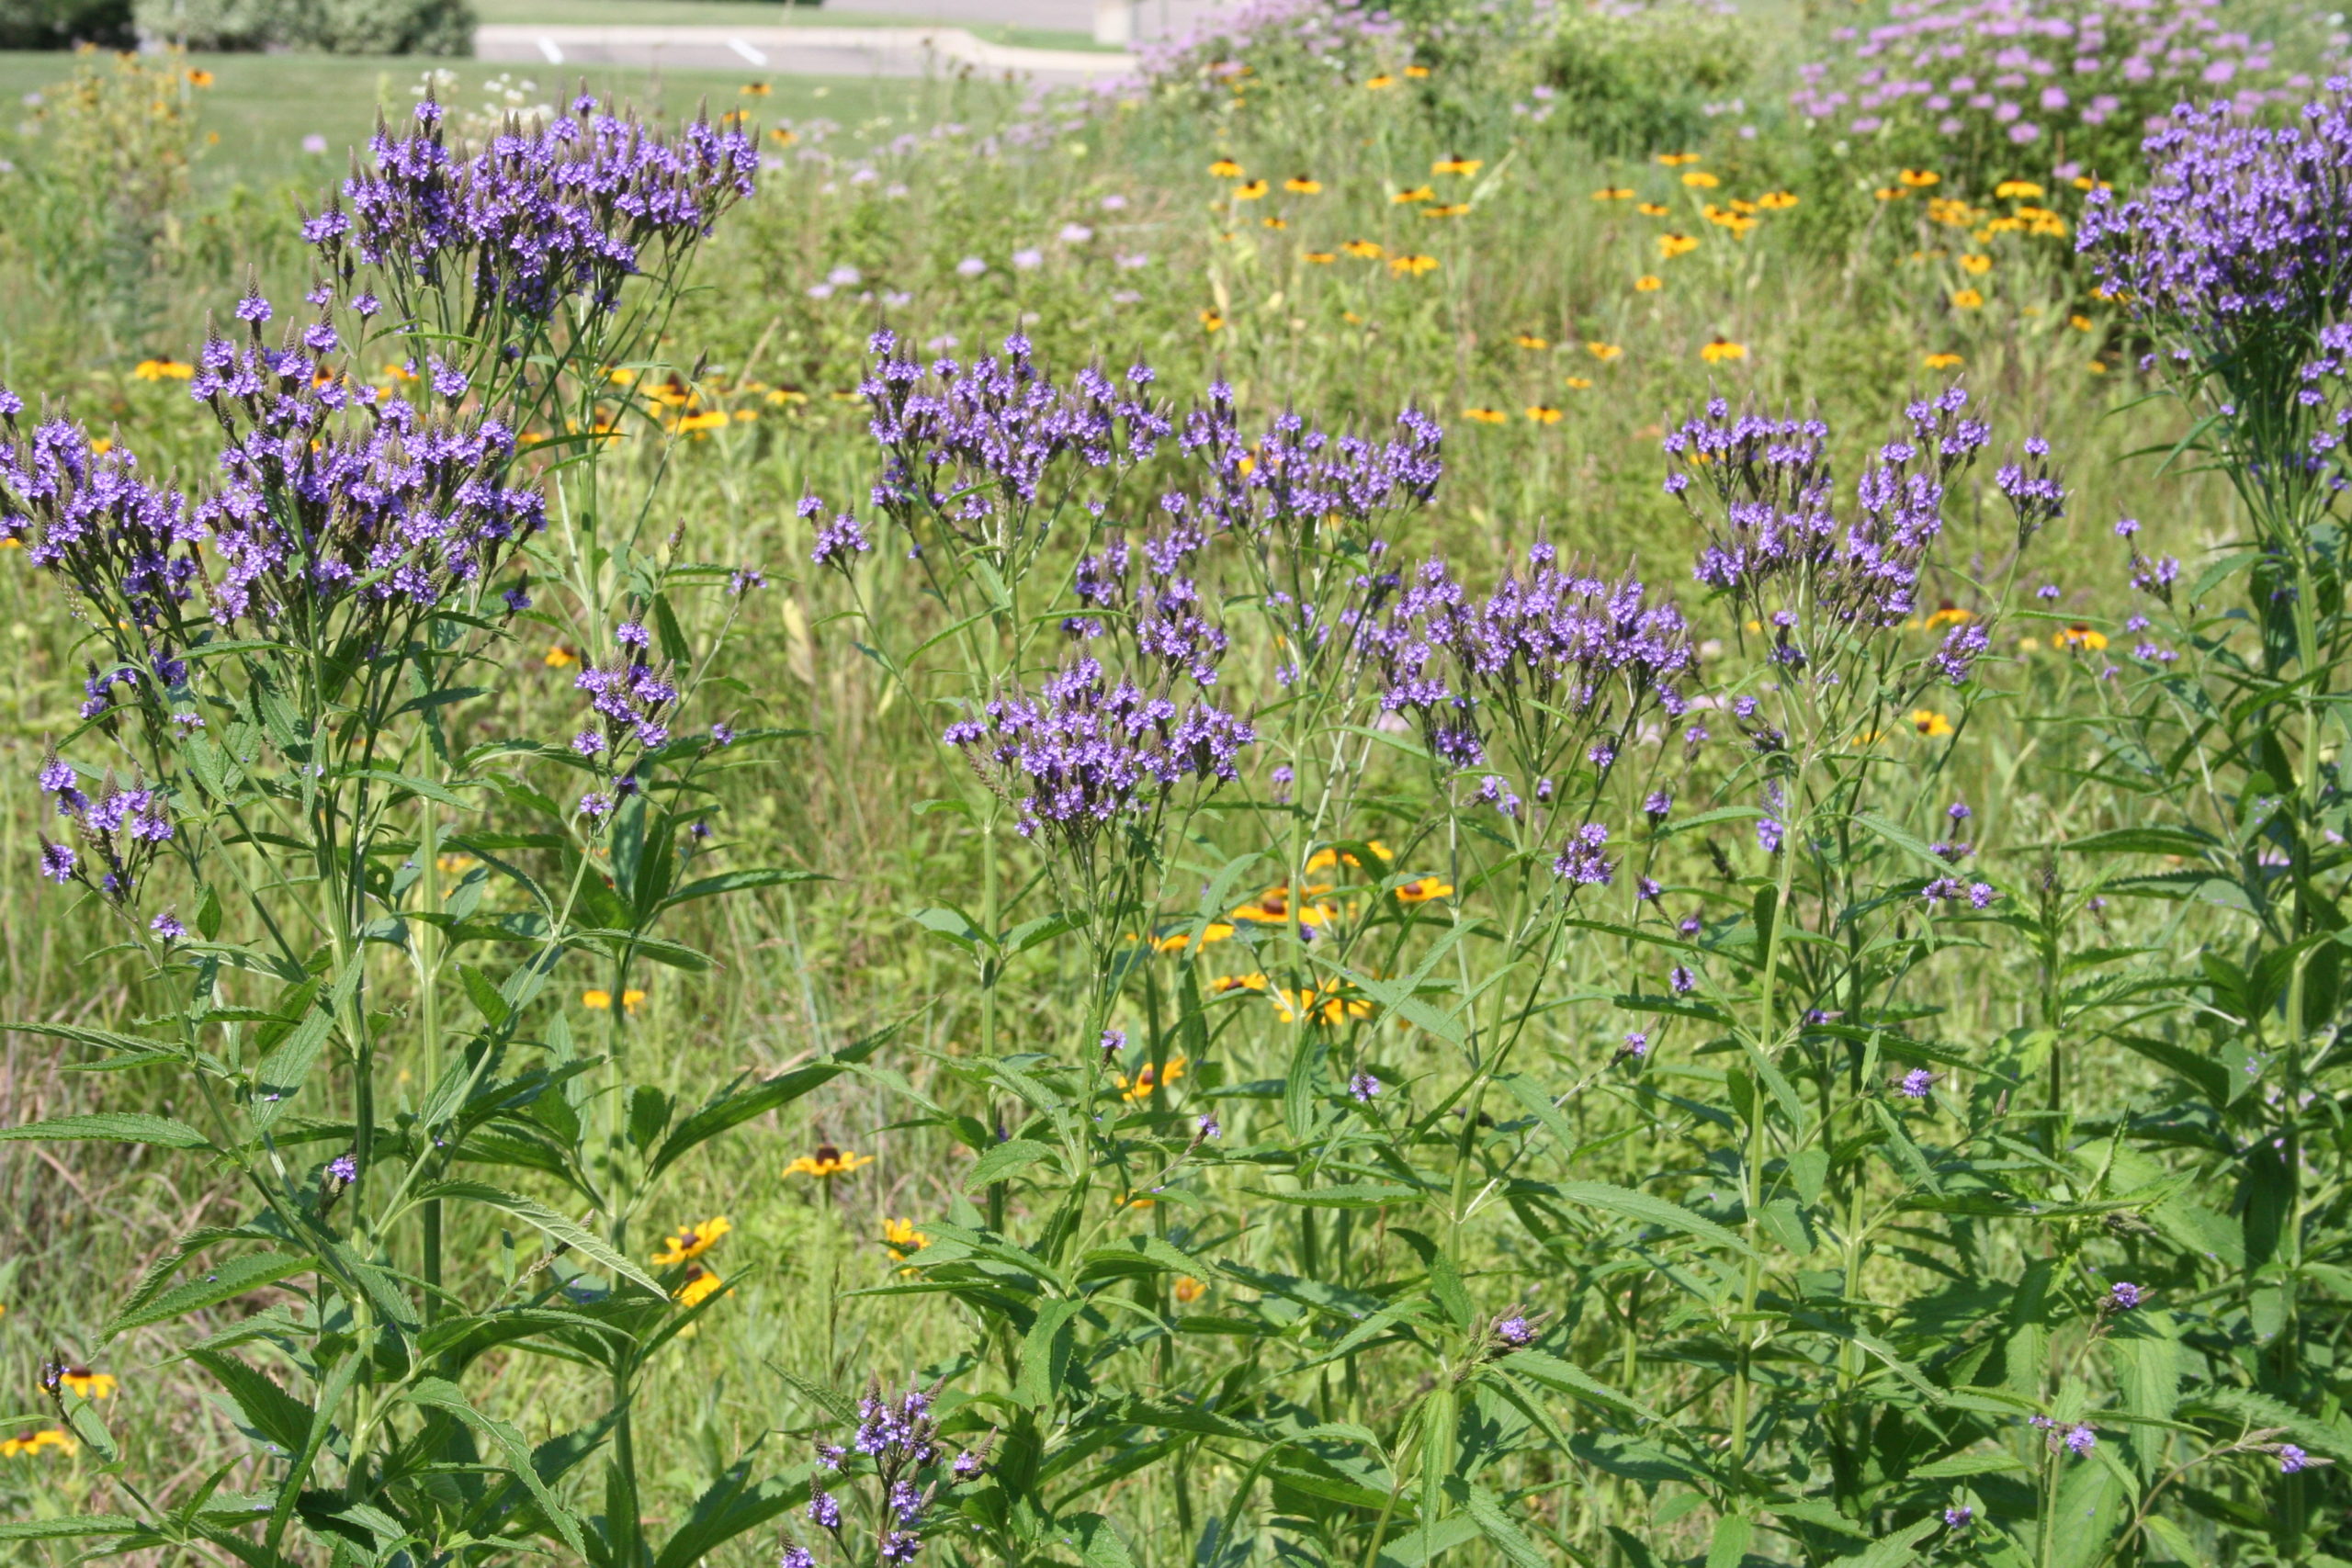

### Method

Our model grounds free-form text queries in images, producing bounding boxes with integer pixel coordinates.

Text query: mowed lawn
[0,50,919,192]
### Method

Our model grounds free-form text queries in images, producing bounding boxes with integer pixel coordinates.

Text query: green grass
[0,51,918,192]
[0,5,2341,1565]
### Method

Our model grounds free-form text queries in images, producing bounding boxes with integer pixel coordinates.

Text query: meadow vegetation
[1,1,2351,1564]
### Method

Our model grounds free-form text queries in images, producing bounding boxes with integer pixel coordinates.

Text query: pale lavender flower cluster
[1184,387,1444,543]
[944,657,1253,848]
[2079,87,2352,361]
[1794,0,2294,178]
[1365,544,1693,776]
[308,96,759,321]
[1669,389,1996,671]
[190,310,545,629]
[0,410,203,638]
[571,622,684,815]
[861,330,1171,552]
[37,760,172,904]
[803,1381,988,1565]
[1069,525,1230,687]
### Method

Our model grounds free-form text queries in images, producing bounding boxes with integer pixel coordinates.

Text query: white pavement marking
[536,35,564,64]
[728,37,770,66]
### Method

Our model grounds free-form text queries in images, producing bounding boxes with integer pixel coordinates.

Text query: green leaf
[406,1376,588,1557]
[1017,1299,1083,1410]
[106,1250,311,1337]
[253,959,361,1131]
[185,1348,315,1457]
[1464,1483,1550,1568]
[413,1182,663,1294]
[0,1517,144,1540]
[1704,1512,1753,1568]
[650,1460,803,1568]
[966,1138,1057,1191]
[1499,1350,1663,1423]
[0,1021,179,1061]
[1823,1515,1943,1568]
[1061,1512,1135,1568]
[647,1024,893,1180]
[662,868,827,909]
[0,1113,211,1149]
[1547,1180,1757,1258]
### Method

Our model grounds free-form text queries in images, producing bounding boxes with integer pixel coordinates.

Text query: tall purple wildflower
[945,657,1253,849]
[308,96,760,322]
[1365,542,1693,781]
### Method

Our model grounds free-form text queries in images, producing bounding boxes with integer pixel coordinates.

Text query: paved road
[473,0,1248,82]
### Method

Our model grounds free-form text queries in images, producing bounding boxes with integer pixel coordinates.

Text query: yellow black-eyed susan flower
[1234,179,1270,200]
[1960,254,1992,276]
[1431,154,1482,175]
[1303,250,1337,264]
[1395,875,1454,901]
[787,1143,874,1179]
[1951,288,1985,310]
[1342,239,1385,258]
[186,68,214,86]
[1592,186,1634,200]
[59,1369,116,1400]
[741,81,772,96]
[544,644,579,668]
[133,358,193,381]
[1403,63,1430,78]
[1758,190,1800,209]
[1516,333,1549,350]
[1261,216,1289,229]
[1284,175,1322,194]
[769,127,797,144]
[1422,203,1470,218]
[1391,185,1434,205]
[1114,1057,1186,1102]
[1634,275,1663,292]
[1565,376,1594,389]
[1274,981,1374,1026]
[1524,405,1562,425]
[1587,342,1623,361]
[1208,158,1244,177]
[2069,313,2094,332]
[2058,624,2109,650]
[651,1216,730,1267]
[1172,1276,1207,1303]
[1656,152,1701,166]
[0,1429,74,1459]
[1199,309,1226,333]
[1305,843,1390,874]
[1657,232,1700,258]
[1154,921,1235,953]
[1464,407,1510,424]
[882,1217,929,1264]
[1923,352,1964,369]
[1388,254,1438,276]
[674,1263,727,1307]
[1899,168,1940,187]
[1681,170,1720,188]
[1364,73,1396,89]
[1635,201,1670,217]
[1994,179,2045,199]
[582,988,646,1013]
[1910,709,1955,738]
[1213,973,1270,994]
[1700,336,1747,364]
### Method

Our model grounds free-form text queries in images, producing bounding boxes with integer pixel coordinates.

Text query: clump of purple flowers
[2081,88,2352,367]
[308,95,760,325]
[37,761,172,905]
[1792,0,2295,190]
[1366,543,1693,779]
[802,1380,989,1565]
[944,657,1253,850]
[1668,389,1997,660]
